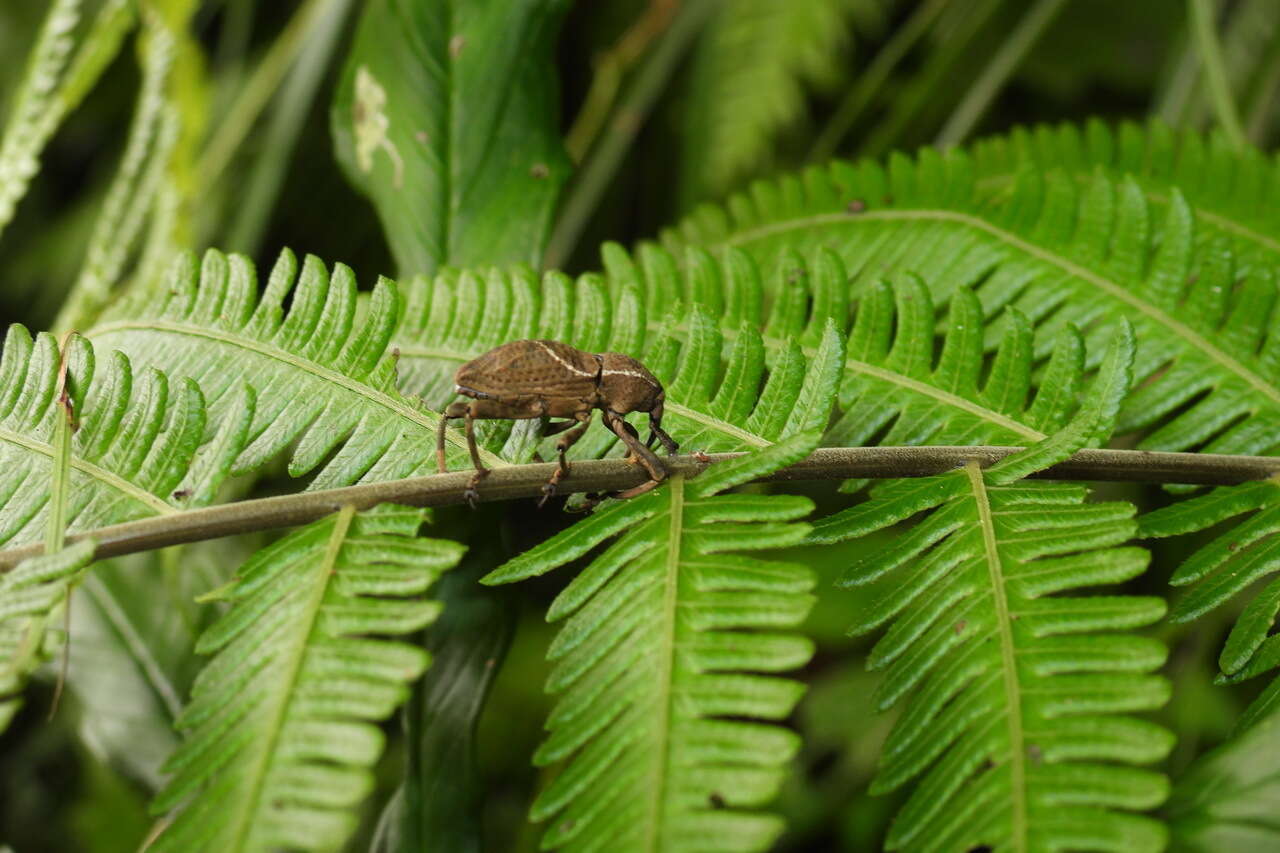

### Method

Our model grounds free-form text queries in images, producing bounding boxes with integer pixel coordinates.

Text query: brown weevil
[436,339,679,507]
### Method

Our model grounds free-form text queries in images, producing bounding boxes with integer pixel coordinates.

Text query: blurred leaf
[372,534,516,853]
[224,0,355,257]
[66,540,253,791]
[0,0,135,243]
[679,0,883,207]
[0,541,96,733]
[147,505,464,853]
[331,0,572,276]
[1167,708,1280,851]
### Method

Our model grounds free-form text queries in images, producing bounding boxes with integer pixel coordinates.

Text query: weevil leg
[540,412,593,508]
[541,419,578,438]
[463,407,489,508]
[436,401,469,473]
[648,410,679,456]
[611,478,665,500]
[603,410,667,499]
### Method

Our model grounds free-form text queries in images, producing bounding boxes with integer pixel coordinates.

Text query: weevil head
[598,352,664,414]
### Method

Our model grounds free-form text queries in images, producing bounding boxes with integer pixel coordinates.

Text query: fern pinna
[483,433,821,852]
[969,120,1280,272]
[148,505,463,853]
[662,137,1280,460]
[1139,478,1280,732]
[0,326,248,739]
[88,248,505,490]
[806,322,1173,850]
[0,541,95,730]
[0,325,250,546]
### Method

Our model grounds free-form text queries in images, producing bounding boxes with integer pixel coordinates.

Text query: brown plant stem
[2,445,1278,571]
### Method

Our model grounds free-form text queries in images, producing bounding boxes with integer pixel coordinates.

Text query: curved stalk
[1,445,1277,571]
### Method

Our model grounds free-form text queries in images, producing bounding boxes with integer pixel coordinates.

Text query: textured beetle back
[455,339,600,398]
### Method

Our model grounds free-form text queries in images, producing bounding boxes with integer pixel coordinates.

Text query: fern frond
[0,0,135,243]
[399,243,1102,480]
[481,432,820,852]
[662,134,1280,457]
[679,0,881,205]
[969,119,1280,272]
[809,329,1171,851]
[88,248,506,490]
[394,259,845,465]
[0,0,83,237]
[0,325,251,547]
[841,469,1170,851]
[0,540,95,731]
[1138,477,1280,731]
[55,10,177,332]
[148,504,463,853]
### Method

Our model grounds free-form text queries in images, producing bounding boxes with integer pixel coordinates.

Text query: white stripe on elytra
[602,367,659,387]
[537,341,596,376]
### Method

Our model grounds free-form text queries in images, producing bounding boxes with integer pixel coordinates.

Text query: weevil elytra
[436,340,680,506]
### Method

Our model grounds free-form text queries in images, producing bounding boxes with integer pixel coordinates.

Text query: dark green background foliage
[5,1,1280,852]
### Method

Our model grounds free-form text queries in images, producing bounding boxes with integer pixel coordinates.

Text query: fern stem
[45,335,75,555]
[644,475,683,851]
[230,504,354,852]
[935,0,1068,147]
[4,446,1280,572]
[224,0,354,256]
[564,0,679,163]
[965,460,1027,851]
[1189,0,1247,147]
[543,0,719,271]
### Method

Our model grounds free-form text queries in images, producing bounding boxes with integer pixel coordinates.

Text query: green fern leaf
[970,120,1280,272]
[0,0,135,240]
[1138,477,1280,731]
[481,432,820,851]
[807,336,1169,850]
[662,137,1280,458]
[397,243,1104,481]
[0,539,95,731]
[599,242,1123,458]
[679,0,881,205]
[88,248,505,489]
[393,258,846,464]
[0,325,251,546]
[842,467,1170,851]
[147,504,463,853]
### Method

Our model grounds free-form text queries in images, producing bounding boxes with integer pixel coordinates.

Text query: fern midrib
[0,425,173,514]
[643,478,683,852]
[965,461,1026,851]
[89,319,507,467]
[723,208,1280,407]
[231,506,353,852]
[973,171,1280,257]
